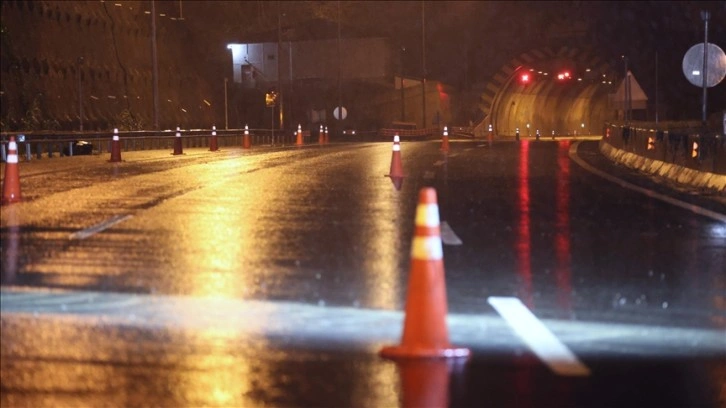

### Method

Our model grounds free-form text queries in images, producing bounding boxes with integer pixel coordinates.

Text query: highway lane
[1,139,725,407]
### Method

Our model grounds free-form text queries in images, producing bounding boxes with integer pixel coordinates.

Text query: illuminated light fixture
[107,95,116,99]
[114,3,122,6]
[204,99,211,106]
[692,70,701,76]
[577,78,582,81]
[90,95,99,100]
[181,108,187,113]
[167,99,172,103]
[145,10,151,14]
[520,73,530,83]
[585,68,591,72]
[529,68,535,71]
[558,73,565,80]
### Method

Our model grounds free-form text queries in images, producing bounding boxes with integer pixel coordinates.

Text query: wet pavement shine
[1,138,725,407]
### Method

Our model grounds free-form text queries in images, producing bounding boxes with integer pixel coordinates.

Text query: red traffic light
[520,73,530,83]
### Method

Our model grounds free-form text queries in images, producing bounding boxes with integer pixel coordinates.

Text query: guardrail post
[24,142,31,161]
[1,141,6,162]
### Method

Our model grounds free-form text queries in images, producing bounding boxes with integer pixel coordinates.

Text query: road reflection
[517,141,533,307]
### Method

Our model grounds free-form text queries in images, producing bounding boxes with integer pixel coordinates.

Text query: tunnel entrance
[481,47,621,137]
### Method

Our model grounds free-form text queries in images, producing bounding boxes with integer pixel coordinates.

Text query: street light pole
[151,0,160,130]
[224,77,228,130]
[400,46,405,122]
[421,1,426,129]
[701,10,710,126]
[77,57,84,132]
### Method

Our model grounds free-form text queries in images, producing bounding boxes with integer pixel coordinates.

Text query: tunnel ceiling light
[586,68,591,72]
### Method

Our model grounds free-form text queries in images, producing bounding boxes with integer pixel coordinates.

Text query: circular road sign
[333,106,347,120]
[682,42,726,87]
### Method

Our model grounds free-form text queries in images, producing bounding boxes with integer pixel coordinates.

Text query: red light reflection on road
[517,141,533,307]
[555,140,572,312]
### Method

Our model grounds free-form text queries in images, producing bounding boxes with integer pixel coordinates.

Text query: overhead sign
[333,106,347,120]
[682,42,726,87]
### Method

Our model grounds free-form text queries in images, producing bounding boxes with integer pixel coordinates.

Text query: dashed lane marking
[69,214,133,240]
[441,221,463,245]
[488,296,591,377]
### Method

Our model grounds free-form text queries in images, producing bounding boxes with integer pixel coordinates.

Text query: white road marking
[569,142,726,223]
[488,296,591,377]
[69,214,133,240]
[441,221,463,245]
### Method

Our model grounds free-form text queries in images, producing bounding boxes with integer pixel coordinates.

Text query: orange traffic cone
[386,134,405,190]
[109,128,122,162]
[243,125,251,149]
[296,124,303,146]
[210,125,218,151]
[318,124,325,144]
[324,126,329,144]
[440,126,450,153]
[2,135,22,205]
[173,127,183,155]
[380,187,470,359]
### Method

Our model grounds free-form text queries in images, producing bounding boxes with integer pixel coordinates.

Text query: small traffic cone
[2,135,22,205]
[243,124,251,149]
[324,126,329,144]
[173,127,183,155]
[296,124,303,146]
[210,125,218,151]
[109,128,122,162]
[318,124,325,144]
[387,134,404,190]
[440,126,450,153]
[380,188,470,359]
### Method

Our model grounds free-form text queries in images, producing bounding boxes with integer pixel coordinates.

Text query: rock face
[1,1,219,131]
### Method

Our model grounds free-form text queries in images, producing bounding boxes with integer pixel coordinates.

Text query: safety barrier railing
[379,127,440,139]
[0,128,313,162]
[602,122,725,174]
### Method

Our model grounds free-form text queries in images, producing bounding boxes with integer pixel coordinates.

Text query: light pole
[421,1,426,129]
[151,0,160,130]
[77,57,84,132]
[400,46,405,122]
[700,10,710,126]
[622,55,630,126]
[224,77,228,130]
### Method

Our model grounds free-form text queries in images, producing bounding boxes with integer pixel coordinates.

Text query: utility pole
[337,1,342,133]
[421,1,426,129]
[224,77,228,130]
[701,10,709,126]
[77,57,84,132]
[277,2,284,131]
[151,0,160,130]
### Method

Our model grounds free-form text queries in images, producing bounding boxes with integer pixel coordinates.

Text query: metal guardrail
[0,128,314,162]
[602,123,725,175]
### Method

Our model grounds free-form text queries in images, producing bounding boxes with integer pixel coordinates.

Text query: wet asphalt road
[1,138,725,407]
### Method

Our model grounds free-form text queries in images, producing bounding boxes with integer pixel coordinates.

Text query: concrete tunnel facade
[481,47,620,137]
